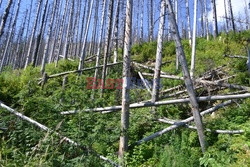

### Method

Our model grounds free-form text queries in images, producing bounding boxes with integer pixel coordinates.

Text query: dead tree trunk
[78,0,94,71]
[204,0,209,40]
[139,0,144,43]
[62,0,74,60]
[149,0,154,42]
[186,0,192,46]
[190,0,198,78]
[211,0,218,39]
[113,0,120,63]
[151,0,166,103]
[32,0,49,67]
[227,0,236,32]
[24,0,42,69]
[100,0,114,97]
[119,0,132,164]
[0,0,20,72]
[165,0,206,153]
[41,0,58,74]
[0,0,13,39]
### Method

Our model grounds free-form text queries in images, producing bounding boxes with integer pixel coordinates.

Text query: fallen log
[60,93,250,115]
[158,118,244,134]
[0,101,120,167]
[224,54,248,59]
[138,72,152,95]
[132,61,170,75]
[58,55,75,61]
[38,62,123,80]
[134,100,234,145]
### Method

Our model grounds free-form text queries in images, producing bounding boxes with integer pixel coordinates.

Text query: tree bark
[227,0,235,32]
[119,0,133,164]
[204,0,209,40]
[151,0,166,103]
[190,0,198,78]
[0,0,13,39]
[24,0,43,69]
[211,0,218,39]
[186,0,192,46]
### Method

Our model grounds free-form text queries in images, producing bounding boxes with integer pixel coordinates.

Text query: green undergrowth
[0,31,250,166]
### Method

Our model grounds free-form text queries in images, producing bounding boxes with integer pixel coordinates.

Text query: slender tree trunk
[78,0,94,71]
[224,0,229,32]
[32,0,49,67]
[204,0,209,40]
[62,0,74,60]
[139,0,144,43]
[119,0,132,164]
[190,0,198,79]
[24,0,42,69]
[92,0,107,98]
[211,0,218,39]
[151,0,166,103]
[100,0,114,97]
[149,0,154,42]
[41,0,57,74]
[0,0,20,72]
[165,0,206,153]
[54,0,69,67]
[0,0,13,39]
[113,0,120,63]
[186,0,192,46]
[227,0,235,32]
[200,0,204,37]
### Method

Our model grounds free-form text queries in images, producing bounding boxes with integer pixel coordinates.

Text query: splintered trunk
[0,0,21,72]
[227,0,235,32]
[151,0,166,103]
[100,0,114,97]
[24,0,42,69]
[190,0,198,78]
[211,0,218,39]
[186,0,192,46]
[0,0,13,39]
[119,0,132,164]
[41,0,58,74]
[32,0,49,67]
[78,0,94,71]
[165,0,206,153]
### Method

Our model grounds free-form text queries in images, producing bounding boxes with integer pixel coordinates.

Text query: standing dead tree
[0,0,13,39]
[119,0,133,164]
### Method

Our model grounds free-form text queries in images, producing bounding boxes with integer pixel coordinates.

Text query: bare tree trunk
[227,0,235,32]
[139,0,144,43]
[149,0,154,42]
[24,0,42,69]
[211,0,218,39]
[92,0,107,98]
[54,0,69,67]
[204,0,209,40]
[165,0,206,153]
[100,0,114,97]
[190,0,198,79]
[32,0,49,67]
[119,0,132,164]
[40,0,58,74]
[200,0,204,37]
[0,0,13,39]
[78,0,94,71]
[0,0,20,72]
[151,0,166,104]
[224,0,229,32]
[113,0,120,63]
[186,0,192,46]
